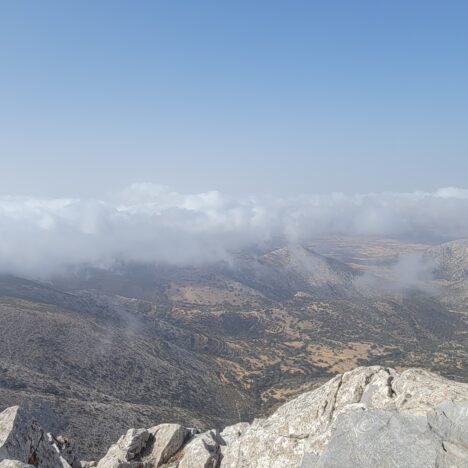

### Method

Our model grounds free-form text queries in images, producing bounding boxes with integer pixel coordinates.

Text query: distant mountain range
[0,237,467,459]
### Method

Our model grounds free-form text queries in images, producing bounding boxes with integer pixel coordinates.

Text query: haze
[2,184,468,277]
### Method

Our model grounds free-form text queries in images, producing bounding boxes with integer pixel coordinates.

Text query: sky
[1,2,468,276]
[1,0,468,198]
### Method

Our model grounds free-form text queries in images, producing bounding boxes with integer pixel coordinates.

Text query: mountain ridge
[0,366,467,467]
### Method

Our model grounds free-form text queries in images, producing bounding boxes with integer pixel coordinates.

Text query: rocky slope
[1,238,468,459]
[1,366,467,468]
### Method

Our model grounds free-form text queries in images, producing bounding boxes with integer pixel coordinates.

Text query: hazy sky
[1,1,468,197]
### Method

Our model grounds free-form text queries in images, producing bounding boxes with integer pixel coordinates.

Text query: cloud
[354,252,438,295]
[1,184,468,277]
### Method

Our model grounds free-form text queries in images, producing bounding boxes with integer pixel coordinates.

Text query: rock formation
[1,366,467,467]
[0,406,71,467]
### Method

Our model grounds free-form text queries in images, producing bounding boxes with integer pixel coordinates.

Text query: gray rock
[303,409,440,467]
[177,430,220,468]
[428,402,468,467]
[143,424,189,466]
[0,406,70,468]
[2,366,467,468]
[96,423,190,468]
[220,366,468,467]
[302,403,468,467]
[392,368,468,414]
[427,401,468,448]
[219,422,249,458]
[96,428,150,468]
[47,434,81,468]
[0,461,34,468]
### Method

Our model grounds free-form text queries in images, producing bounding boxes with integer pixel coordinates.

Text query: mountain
[0,276,256,458]
[0,366,467,467]
[0,237,467,459]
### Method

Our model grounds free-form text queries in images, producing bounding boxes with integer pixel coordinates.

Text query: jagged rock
[0,461,34,468]
[95,366,468,468]
[96,424,190,468]
[96,428,150,467]
[47,434,81,468]
[392,368,468,413]
[220,366,468,468]
[0,406,70,468]
[2,366,467,468]
[80,463,97,468]
[177,430,220,468]
[143,424,189,466]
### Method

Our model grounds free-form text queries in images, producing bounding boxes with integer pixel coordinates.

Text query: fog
[354,252,439,296]
[1,183,468,277]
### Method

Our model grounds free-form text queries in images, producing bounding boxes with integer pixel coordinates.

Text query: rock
[2,366,467,468]
[96,428,150,467]
[0,406,70,468]
[219,422,249,457]
[96,423,190,467]
[80,463,97,468]
[0,461,34,468]
[220,366,468,468]
[427,401,468,466]
[177,430,220,468]
[303,409,441,467]
[47,434,81,468]
[143,424,189,466]
[302,402,468,467]
[392,368,468,413]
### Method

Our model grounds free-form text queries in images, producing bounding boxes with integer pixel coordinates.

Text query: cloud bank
[2,183,468,277]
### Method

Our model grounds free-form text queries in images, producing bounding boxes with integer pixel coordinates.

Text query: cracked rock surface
[0,406,70,467]
[219,366,468,467]
[1,366,467,467]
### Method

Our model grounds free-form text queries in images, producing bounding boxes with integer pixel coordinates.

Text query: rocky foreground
[0,366,467,468]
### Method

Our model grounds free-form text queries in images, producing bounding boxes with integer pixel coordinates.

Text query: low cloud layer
[354,252,439,295]
[2,183,468,277]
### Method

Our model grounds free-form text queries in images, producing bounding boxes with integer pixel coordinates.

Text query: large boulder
[144,424,190,466]
[96,428,150,467]
[96,424,190,467]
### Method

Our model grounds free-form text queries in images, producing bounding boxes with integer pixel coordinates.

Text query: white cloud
[1,184,468,277]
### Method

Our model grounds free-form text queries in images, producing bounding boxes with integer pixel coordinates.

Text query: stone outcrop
[220,366,468,467]
[0,406,70,467]
[1,366,467,467]
[96,423,191,468]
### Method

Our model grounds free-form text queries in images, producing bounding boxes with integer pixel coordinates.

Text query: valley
[0,237,467,459]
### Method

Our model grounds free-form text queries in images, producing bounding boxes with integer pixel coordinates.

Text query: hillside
[0,238,467,459]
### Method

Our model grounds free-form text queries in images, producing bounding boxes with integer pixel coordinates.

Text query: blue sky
[1,1,467,197]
